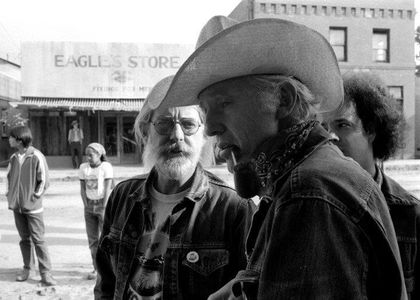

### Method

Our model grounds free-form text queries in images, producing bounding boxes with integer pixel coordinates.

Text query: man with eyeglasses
[94,75,255,300]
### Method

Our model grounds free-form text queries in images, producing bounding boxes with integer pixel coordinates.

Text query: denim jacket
[233,124,406,299]
[94,164,255,299]
[377,166,420,299]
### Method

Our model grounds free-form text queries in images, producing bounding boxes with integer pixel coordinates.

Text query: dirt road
[0,164,418,299]
[0,181,95,300]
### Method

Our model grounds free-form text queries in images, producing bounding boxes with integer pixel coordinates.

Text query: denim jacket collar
[376,164,419,206]
[251,122,331,194]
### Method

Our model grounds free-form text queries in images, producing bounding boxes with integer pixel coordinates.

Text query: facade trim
[257,3,414,20]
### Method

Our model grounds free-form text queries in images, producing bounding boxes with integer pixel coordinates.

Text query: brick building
[230,0,416,158]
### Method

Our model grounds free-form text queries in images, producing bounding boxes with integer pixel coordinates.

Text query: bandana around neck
[233,120,318,198]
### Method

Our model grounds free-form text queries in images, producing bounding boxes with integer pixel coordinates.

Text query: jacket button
[186,251,199,263]
[131,231,138,238]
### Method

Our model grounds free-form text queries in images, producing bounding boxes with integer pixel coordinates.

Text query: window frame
[372,29,390,63]
[329,27,348,62]
[388,86,404,112]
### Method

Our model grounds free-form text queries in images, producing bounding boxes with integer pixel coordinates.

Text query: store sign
[21,42,194,99]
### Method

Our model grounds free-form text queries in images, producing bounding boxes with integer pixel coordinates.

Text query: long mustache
[158,143,191,156]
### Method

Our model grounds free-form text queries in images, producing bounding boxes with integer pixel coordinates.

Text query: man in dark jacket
[94,76,255,300]
[158,16,407,299]
[324,72,420,299]
[6,125,56,286]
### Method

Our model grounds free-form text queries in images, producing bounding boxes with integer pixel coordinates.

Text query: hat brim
[145,75,175,109]
[160,18,343,113]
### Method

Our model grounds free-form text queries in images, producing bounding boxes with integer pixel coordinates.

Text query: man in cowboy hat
[94,75,255,300]
[158,16,407,299]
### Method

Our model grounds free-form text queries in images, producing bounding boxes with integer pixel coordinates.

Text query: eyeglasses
[151,118,201,136]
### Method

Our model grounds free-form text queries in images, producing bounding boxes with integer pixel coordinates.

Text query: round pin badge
[186,251,199,263]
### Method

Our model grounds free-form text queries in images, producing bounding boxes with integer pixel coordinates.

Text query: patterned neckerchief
[252,120,319,195]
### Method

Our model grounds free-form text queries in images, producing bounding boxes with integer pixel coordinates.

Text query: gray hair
[245,75,317,121]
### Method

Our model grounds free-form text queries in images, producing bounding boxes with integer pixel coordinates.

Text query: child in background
[79,143,113,280]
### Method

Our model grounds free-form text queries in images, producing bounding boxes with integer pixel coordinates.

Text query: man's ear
[276,81,297,120]
[366,129,376,144]
[363,123,376,143]
[139,124,150,145]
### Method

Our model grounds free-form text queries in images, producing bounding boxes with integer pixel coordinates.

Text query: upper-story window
[329,27,347,62]
[372,29,390,62]
[388,86,404,112]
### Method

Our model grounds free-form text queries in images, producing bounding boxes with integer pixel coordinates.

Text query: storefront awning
[12,97,145,111]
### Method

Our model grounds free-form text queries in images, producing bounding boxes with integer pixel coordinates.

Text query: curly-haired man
[325,71,420,299]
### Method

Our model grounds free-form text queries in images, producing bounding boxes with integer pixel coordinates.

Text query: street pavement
[0,161,419,298]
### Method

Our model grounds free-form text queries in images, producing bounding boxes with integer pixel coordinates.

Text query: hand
[208,279,244,300]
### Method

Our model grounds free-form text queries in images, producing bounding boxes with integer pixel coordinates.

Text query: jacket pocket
[182,248,229,276]
[179,247,231,299]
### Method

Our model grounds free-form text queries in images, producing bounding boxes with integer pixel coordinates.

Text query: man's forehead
[330,101,358,122]
[153,105,200,119]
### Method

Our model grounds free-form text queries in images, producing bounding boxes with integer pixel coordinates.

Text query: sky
[0,0,241,61]
[0,0,419,63]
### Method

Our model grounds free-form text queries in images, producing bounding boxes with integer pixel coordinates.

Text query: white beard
[142,139,202,180]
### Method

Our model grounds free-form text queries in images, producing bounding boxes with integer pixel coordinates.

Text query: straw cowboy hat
[157,15,343,113]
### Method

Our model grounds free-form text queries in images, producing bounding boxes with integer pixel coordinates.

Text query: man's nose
[170,122,184,141]
[329,131,340,141]
[204,112,224,137]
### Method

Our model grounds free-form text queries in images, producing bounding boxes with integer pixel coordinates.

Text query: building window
[408,10,413,19]
[329,27,347,61]
[260,3,266,13]
[379,9,384,18]
[388,86,403,112]
[280,4,287,14]
[270,3,277,13]
[372,29,389,62]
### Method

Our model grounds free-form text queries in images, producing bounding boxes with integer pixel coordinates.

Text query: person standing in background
[324,71,420,299]
[68,120,84,169]
[79,143,113,281]
[6,125,56,286]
